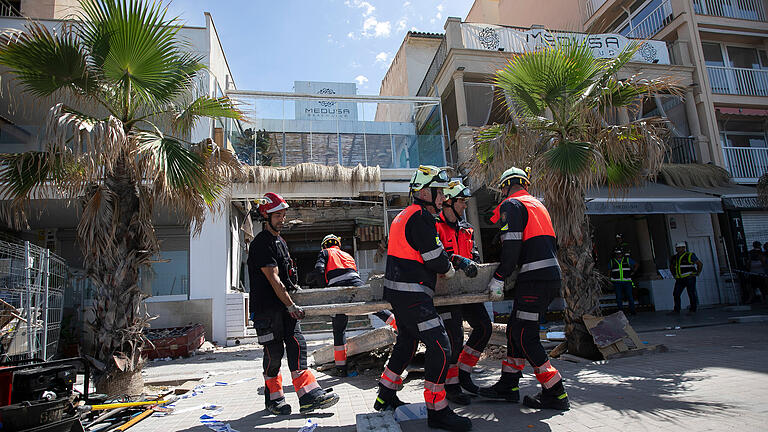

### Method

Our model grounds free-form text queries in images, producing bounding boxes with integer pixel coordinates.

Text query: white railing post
[41,249,50,361]
[697,0,766,20]
[24,241,32,359]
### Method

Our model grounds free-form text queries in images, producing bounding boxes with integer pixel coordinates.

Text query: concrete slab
[355,411,401,432]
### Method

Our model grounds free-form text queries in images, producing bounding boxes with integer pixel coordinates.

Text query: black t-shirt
[248,229,293,316]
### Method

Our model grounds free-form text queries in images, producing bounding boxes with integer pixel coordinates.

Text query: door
[686,236,720,306]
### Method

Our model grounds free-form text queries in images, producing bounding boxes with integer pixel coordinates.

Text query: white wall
[189,204,231,344]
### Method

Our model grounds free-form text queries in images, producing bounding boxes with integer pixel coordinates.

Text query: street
[132,308,768,432]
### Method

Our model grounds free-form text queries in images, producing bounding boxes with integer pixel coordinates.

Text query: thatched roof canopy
[240,163,380,186]
[658,163,731,189]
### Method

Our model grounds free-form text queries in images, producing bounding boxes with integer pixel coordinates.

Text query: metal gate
[0,240,67,362]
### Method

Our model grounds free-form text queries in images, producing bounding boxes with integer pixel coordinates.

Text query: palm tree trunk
[85,157,151,395]
[545,188,603,359]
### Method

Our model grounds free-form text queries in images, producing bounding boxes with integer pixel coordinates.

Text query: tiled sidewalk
[131,309,768,432]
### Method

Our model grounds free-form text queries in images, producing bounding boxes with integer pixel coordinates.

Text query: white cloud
[347,31,356,39]
[396,18,407,32]
[350,60,361,68]
[429,18,436,24]
[411,26,419,31]
[354,75,369,86]
[375,51,390,63]
[437,4,444,12]
[345,0,375,16]
[363,16,391,38]
[403,1,411,6]
[436,12,442,20]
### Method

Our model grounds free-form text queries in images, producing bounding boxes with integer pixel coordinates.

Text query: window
[720,120,768,148]
[145,250,190,297]
[702,43,724,66]
[727,46,761,69]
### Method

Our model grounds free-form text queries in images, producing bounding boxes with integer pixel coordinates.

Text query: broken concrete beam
[302,293,492,317]
[294,263,501,311]
[311,326,397,365]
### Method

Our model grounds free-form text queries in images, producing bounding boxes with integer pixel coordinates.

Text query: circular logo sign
[478,27,500,50]
[639,43,658,63]
[317,88,336,107]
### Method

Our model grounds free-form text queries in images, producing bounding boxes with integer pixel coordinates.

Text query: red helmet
[256,192,289,219]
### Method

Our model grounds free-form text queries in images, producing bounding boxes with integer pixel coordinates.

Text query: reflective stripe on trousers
[291,370,320,397]
[520,257,560,273]
[424,381,448,411]
[328,272,360,286]
[385,279,435,297]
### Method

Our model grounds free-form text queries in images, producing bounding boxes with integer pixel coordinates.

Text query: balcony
[625,0,674,39]
[707,66,768,96]
[693,0,767,21]
[665,137,698,164]
[722,146,768,183]
[226,90,446,169]
[585,0,608,19]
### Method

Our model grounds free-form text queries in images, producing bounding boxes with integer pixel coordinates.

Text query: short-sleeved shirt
[248,229,292,316]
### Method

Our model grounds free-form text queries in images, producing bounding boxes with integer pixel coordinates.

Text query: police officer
[609,248,639,315]
[668,241,703,315]
[435,181,491,406]
[480,167,569,411]
[374,165,472,432]
[310,234,396,377]
[248,192,339,415]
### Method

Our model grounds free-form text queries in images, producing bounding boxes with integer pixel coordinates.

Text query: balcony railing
[585,0,608,19]
[626,0,674,39]
[722,146,768,183]
[694,0,767,20]
[665,137,698,164]
[417,38,447,97]
[707,66,768,96]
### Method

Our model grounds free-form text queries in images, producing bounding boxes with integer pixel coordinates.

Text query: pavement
[130,305,768,432]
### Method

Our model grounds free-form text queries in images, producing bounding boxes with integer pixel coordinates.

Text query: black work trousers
[253,309,308,376]
[507,280,560,367]
[673,277,698,312]
[383,290,451,389]
[437,303,492,365]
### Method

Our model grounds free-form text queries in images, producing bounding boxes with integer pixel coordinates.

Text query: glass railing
[227,92,447,169]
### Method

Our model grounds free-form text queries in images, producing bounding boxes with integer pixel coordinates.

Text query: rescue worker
[609,248,639,315]
[374,165,472,432]
[435,181,491,406]
[248,192,339,415]
[480,167,570,411]
[668,241,703,315]
[309,234,397,377]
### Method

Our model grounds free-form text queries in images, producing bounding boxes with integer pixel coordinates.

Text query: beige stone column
[455,126,484,261]
[684,89,708,163]
[453,71,468,127]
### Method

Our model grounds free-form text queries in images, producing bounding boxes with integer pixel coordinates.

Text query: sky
[165,0,474,94]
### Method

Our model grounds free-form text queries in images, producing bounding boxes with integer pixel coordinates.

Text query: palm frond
[171,96,244,134]
[0,22,92,98]
[543,140,595,176]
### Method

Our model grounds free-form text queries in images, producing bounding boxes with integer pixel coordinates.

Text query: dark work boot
[522,381,570,411]
[299,387,340,413]
[264,392,292,415]
[477,372,520,402]
[458,370,479,394]
[427,407,473,432]
[445,384,471,406]
[374,385,407,411]
[335,365,348,377]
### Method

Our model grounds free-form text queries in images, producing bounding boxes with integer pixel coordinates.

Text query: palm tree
[470,40,677,358]
[0,0,244,393]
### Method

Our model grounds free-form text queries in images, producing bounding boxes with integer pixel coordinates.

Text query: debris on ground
[143,324,205,360]
[583,311,667,359]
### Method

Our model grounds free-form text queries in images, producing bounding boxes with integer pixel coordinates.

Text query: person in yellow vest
[609,248,639,316]
[668,241,703,315]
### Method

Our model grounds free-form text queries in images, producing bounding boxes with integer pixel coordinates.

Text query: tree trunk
[543,187,603,359]
[83,157,153,395]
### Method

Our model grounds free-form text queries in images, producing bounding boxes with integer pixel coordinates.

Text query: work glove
[287,303,305,320]
[441,263,456,279]
[451,255,478,278]
[488,277,504,301]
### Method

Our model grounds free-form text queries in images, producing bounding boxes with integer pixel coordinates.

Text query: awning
[684,184,767,210]
[715,107,768,117]
[586,183,723,215]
